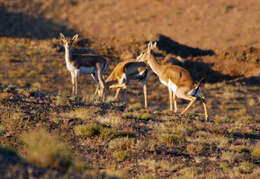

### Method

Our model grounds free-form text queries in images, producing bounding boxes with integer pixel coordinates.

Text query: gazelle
[60,33,108,98]
[105,53,151,109]
[141,42,208,120]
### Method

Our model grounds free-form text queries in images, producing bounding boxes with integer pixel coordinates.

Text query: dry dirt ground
[0,0,260,178]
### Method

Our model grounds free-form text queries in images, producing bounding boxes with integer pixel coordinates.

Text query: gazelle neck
[147,52,163,76]
[64,45,72,63]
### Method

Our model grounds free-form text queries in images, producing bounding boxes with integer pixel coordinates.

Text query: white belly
[79,66,95,74]
[168,80,178,93]
[160,79,178,94]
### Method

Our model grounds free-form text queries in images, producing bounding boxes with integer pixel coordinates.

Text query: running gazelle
[140,42,208,120]
[106,53,150,109]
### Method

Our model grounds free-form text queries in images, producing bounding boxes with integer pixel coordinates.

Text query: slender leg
[75,71,80,96]
[114,88,121,100]
[143,83,148,109]
[173,93,177,113]
[114,79,124,100]
[91,73,99,95]
[71,72,75,96]
[181,96,196,114]
[110,83,127,89]
[97,65,105,99]
[142,70,150,109]
[201,96,208,121]
[123,77,129,108]
[168,85,173,111]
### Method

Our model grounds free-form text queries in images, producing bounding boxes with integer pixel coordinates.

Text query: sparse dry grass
[21,129,72,169]
[251,142,260,159]
[74,123,101,137]
[0,34,259,178]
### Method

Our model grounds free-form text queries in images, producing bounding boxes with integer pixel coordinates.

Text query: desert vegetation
[0,0,260,178]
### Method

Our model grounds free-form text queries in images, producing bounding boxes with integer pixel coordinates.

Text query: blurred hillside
[1,0,260,49]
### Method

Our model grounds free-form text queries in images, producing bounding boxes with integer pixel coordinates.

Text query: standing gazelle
[60,33,108,98]
[105,53,151,109]
[141,42,208,120]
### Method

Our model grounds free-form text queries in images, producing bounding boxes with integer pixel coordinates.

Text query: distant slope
[1,0,260,48]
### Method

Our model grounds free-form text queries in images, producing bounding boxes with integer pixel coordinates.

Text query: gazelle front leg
[91,74,98,95]
[96,65,105,100]
[71,72,76,96]
[123,77,129,108]
[114,74,125,100]
[141,79,148,109]
[168,85,173,111]
[173,93,177,113]
[75,70,80,96]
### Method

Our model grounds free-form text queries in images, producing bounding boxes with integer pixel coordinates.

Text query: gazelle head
[137,41,157,63]
[60,33,79,51]
[147,41,157,53]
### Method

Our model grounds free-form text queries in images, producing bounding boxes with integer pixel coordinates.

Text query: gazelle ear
[72,34,79,42]
[147,41,152,52]
[60,33,65,40]
[152,42,157,49]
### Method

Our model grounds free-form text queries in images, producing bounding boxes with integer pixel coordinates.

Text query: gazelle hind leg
[168,85,173,111]
[180,95,196,115]
[201,96,208,121]
[123,77,129,108]
[143,83,148,109]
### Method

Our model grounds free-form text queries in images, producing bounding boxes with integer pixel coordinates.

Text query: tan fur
[60,33,108,99]
[106,58,150,109]
[142,42,208,120]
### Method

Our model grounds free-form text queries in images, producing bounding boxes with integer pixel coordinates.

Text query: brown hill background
[1,0,260,49]
[0,1,260,178]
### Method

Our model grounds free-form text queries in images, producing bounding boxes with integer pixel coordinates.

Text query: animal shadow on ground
[156,34,215,58]
[154,34,237,83]
[0,7,76,39]
[229,76,260,87]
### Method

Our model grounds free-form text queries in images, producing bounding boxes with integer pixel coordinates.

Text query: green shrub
[22,129,72,169]
[109,137,135,150]
[239,161,255,174]
[251,143,260,159]
[74,123,101,137]
[113,151,129,162]
[158,133,186,145]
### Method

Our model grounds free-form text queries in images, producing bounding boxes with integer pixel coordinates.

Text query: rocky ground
[0,0,259,178]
